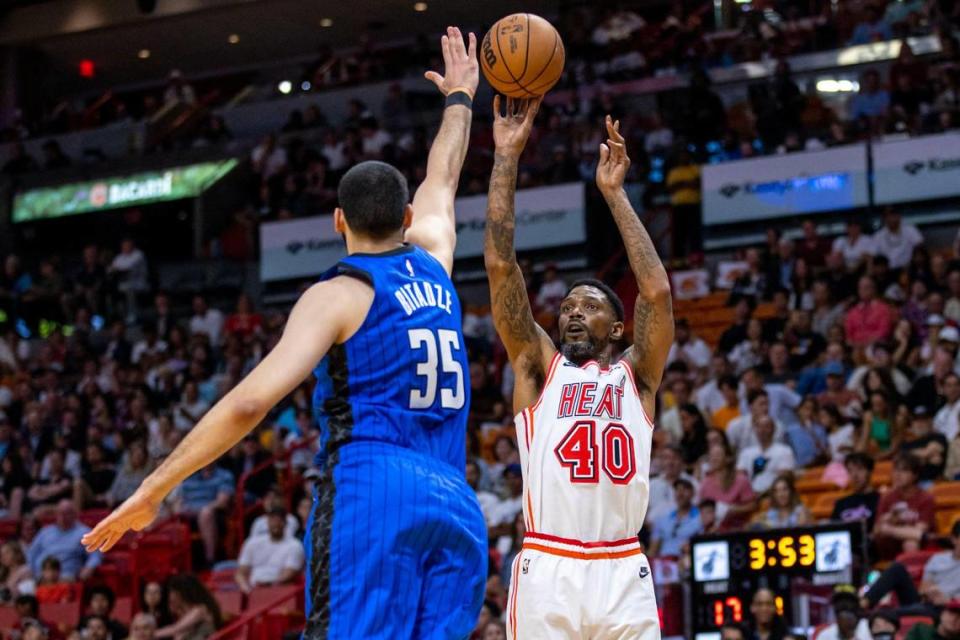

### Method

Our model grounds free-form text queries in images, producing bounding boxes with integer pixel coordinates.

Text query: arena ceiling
[1,0,559,89]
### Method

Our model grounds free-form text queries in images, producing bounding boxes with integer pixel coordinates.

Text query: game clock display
[689,522,867,639]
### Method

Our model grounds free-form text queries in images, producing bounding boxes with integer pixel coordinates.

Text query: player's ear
[401,204,414,230]
[334,208,347,234]
[610,320,624,342]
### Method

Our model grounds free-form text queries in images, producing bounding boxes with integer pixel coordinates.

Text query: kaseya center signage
[873,132,960,205]
[12,159,238,223]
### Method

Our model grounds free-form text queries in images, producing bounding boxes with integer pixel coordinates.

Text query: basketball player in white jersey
[484,97,673,639]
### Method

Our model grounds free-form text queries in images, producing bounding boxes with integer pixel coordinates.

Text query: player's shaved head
[338,161,409,239]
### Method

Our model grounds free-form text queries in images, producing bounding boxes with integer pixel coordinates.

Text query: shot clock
[689,522,867,639]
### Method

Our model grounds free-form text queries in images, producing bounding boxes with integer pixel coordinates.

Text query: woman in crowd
[729,318,767,374]
[696,428,730,479]
[699,440,757,528]
[857,391,903,459]
[749,588,788,640]
[155,575,221,639]
[821,405,857,462]
[0,540,34,603]
[678,403,709,466]
[140,579,173,628]
[107,440,153,506]
[0,450,28,519]
[753,475,811,529]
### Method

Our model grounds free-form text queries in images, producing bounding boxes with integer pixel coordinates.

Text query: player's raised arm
[406,26,479,274]
[596,116,673,411]
[484,96,555,411]
[81,277,371,553]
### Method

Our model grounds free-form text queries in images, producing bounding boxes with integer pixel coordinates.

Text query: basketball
[480,13,565,98]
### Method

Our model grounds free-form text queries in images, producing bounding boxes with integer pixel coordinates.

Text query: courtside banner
[260,216,344,282]
[702,145,868,225]
[874,132,960,205]
[452,181,586,258]
[12,159,238,223]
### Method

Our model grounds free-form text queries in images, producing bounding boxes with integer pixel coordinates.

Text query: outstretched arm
[82,277,372,552]
[595,116,673,413]
[407,26,479,274]
[484,96,555,412]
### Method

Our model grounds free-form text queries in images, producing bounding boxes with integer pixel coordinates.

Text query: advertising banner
[873,132,960,205]
[260,182,587,282]
[12,159,238,223]
[702,145,869,225]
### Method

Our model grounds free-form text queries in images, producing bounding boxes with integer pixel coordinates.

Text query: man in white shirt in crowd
[646,445,699,525]
[250,133,287,180]
[831,219,875,273]
[667,318,712,375]
[737,416,796,492]
[935,373,960,441]
[871,208,923,271]
[108,238,149,323]
[360,118,393,159]
[189,295,224,345]
[727,389,786,455]
[696,354,735,417]
[248,487,300,540]
[131,326,167,365]
[235,507,305,594]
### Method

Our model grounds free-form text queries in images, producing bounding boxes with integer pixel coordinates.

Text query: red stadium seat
[215,590,244,620]
[113,596,133,625]
[39,600,81,631]
[0,605,19,631]
[248,585,302,615]
[895,550,938,583]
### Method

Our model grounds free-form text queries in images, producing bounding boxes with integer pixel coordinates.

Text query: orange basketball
[480,13,565,98]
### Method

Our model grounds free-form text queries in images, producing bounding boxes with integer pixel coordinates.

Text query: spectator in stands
[850,5,893,44]
[107,238,149,323]
[79,585,128,640]
[188,295,224,345]
[647,444,699,524]
[140,580,172,628]
[27,449,73,518]
[901,406,948,482]
[223,433,275,500]
[535,264,567,314]
[832,219,874,274]
[786,396,830,467]
[903,599,960,640]
[868,610,900,640]
[815,585,870,640]
[174,464,234,566]
[649,478,701,557]
[831,453,880,530]
[248,486,299,539]
[934,373,960,440]
[679,404,709,465]
[73,442,116,509]
[873,208,924,272]
[748,588,788,640]
[727,388,786,454]
[128,612,158,640]
[1,449,28,519]
[34,556,71,603]
[661,378,693,443]
[667,319,712,374]
[27,500,99,581]
[858,390,903,457]
[721,623,749,640]
[700,440,757,527]
[712,375,742,430]
[845,277,894,347]
[850,69,891,131]
[163,69,196,107]
[107,440,152,507]
[737,416,796,493]
[223,294,262,341]
[874,453,936,559]
[173,381,209,432]
[729,318,766,375]
[466,460,500,529]
[719,298,753,354]
[156,575,221,639]
[0,540,34,602]
[235,507,305,593]
[795,220,831,269]
[752,475,811,528]
[666,147,702,257]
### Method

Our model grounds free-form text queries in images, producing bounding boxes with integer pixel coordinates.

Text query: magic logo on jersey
[556,377,626,420]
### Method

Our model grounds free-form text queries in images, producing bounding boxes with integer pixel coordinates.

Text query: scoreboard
[689,522,868,639]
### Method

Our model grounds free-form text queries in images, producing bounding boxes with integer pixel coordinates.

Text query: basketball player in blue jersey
[83,27,487,639]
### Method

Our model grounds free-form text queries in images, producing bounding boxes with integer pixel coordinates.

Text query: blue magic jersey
[312,244,470,472]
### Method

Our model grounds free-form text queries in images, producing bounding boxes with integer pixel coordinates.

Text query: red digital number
[555,421,637,484]
[713,597,743,626]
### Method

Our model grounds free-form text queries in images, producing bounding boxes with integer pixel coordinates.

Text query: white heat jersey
[515,352,654,543]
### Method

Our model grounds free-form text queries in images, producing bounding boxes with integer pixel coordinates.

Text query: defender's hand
[492,95,541,158]
[424,27,479,98]
[82,489,160,553]
[596,115,631,194]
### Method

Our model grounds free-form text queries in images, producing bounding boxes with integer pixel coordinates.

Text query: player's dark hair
[564,278,625,321]
[337,161,409,239]
[844,451,874,473]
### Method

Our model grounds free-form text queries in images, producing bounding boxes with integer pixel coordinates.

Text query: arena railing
[207,583,303,640]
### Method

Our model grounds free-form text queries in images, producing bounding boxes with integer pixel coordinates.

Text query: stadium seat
[935,510,960,535]
[39,600,81,630]
[812,491,849,520]
[932,482,960,508]
[215,590,244,620]
[113,597,133,625]
[249,585,302,614]
[897,615,934,639]
[0,605,18,630]
[896,550,939,583]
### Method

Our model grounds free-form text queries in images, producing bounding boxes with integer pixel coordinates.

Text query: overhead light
[816,79,859,93]
[301,81,312,91]
[228,34,240,44]
[320,17,333,27]
[414,2,428,11]
[278,80,292,94]
[138,49,151,60]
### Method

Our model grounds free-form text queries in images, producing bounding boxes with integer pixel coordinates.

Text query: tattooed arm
[484,96,556,413]
[407,27,478,274]
[595,116,673,415]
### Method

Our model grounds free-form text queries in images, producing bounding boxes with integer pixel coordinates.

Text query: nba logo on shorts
[522,558,530,575]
